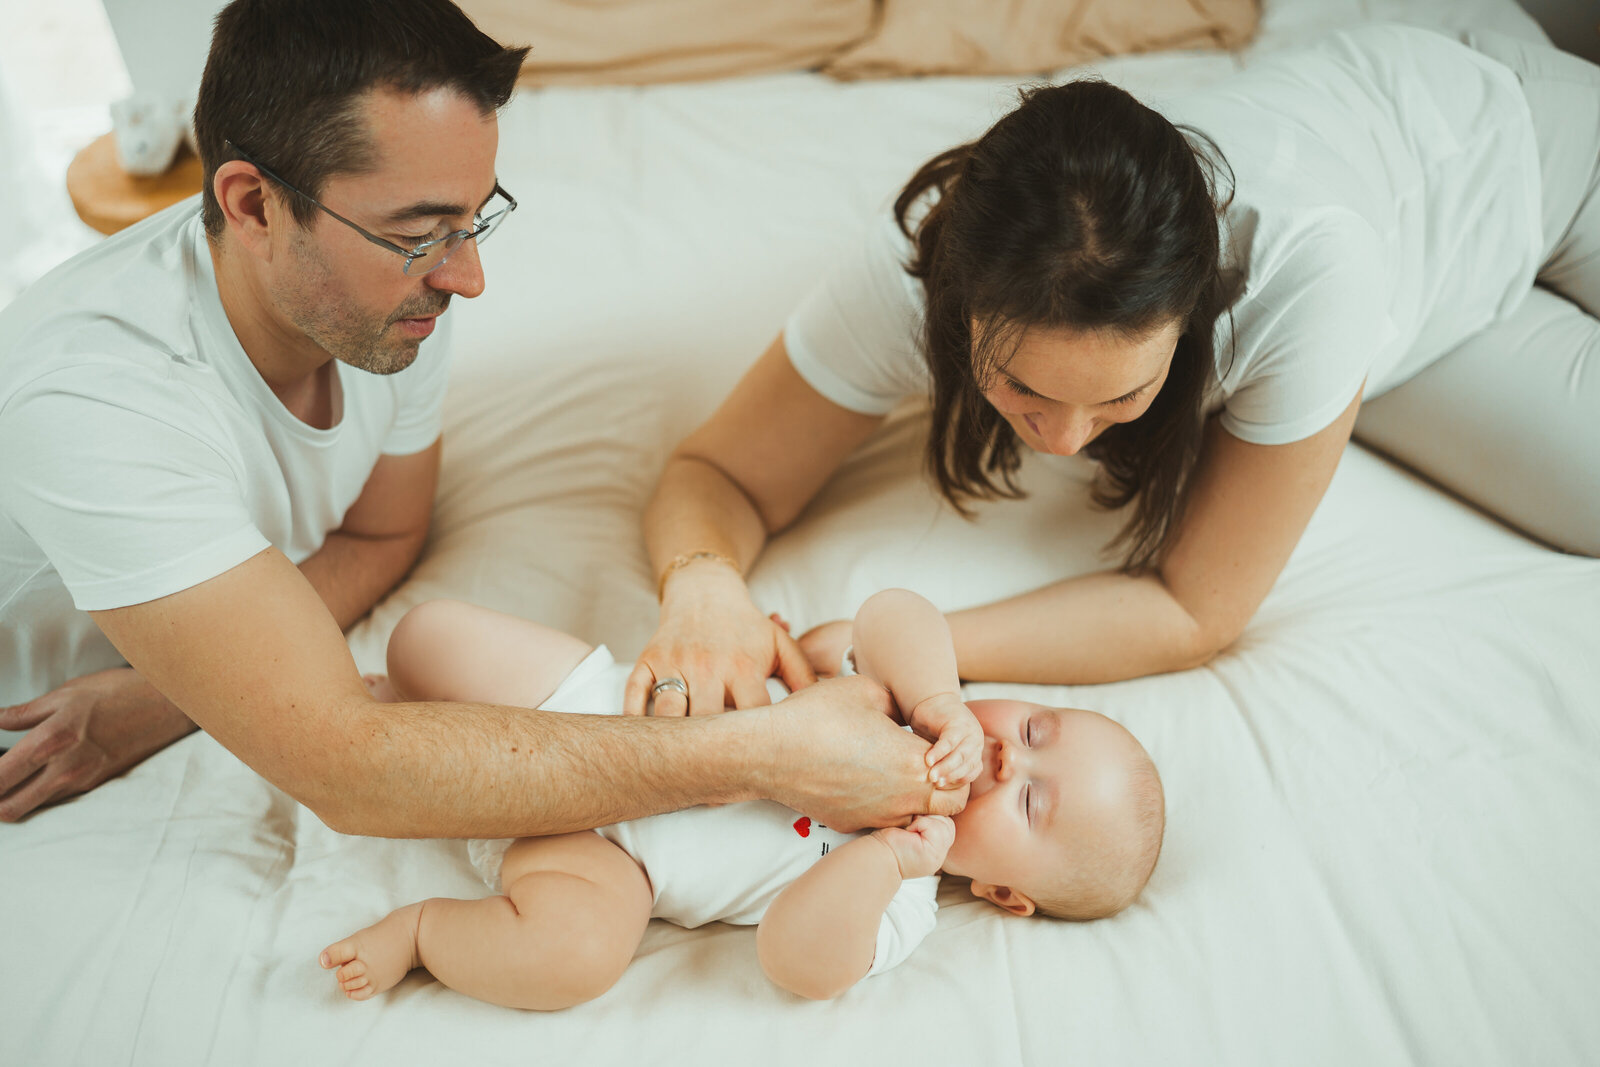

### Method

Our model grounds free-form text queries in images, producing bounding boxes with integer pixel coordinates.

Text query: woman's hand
[797,619,853,679]
[624,564,816,716]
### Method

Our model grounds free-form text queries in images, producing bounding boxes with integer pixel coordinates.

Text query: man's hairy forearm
[298,529,426,631]
[317,699,773,839]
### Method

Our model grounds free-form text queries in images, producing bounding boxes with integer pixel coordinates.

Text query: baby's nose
[993,738,1015,782]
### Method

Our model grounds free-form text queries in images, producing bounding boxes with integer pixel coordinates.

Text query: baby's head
[942,700,1163,920]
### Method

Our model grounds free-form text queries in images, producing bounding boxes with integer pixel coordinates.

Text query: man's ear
[211,160,277,261]
[969,880,1036,917]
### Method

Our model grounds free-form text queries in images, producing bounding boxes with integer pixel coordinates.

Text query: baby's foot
[319,901,424,1001]
[362,673,400,702]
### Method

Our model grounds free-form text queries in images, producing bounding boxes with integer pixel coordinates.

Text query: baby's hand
[873,814,955,879]
[909,693,982,788]
[797,619,852,679]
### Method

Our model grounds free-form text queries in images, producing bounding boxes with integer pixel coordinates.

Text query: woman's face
[978,319,1183,456]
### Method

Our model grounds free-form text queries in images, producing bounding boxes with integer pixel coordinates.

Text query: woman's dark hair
[896,79,1235,572]
[194,0,529,239]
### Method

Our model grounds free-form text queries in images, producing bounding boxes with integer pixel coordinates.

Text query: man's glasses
[223,140,516,276]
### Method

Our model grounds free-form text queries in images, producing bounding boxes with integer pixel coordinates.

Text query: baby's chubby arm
[850,589,982,788]
[756,814,953,999]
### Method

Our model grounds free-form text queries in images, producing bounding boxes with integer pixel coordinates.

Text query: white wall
[99,0,226,101]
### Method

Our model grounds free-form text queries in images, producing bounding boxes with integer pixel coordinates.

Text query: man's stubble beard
[276,231,447,377]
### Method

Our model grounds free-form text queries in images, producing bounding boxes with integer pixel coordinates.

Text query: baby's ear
[969,881,1036,917]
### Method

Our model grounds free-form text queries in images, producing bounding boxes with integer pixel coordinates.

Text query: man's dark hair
[895,79,1237,572]
[194,0,529,239]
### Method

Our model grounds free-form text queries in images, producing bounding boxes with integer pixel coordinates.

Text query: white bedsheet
[4,1,1598,1064]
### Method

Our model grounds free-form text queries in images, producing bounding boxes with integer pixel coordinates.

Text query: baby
[320,589,1164,1007]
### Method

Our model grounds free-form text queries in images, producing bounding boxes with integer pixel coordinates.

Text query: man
[0,0,963,833]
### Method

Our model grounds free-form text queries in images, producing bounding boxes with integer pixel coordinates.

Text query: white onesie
[468,646,940,978]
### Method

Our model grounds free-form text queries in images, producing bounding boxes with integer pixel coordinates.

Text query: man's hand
[906,693,982,789]
[872,814,956,880]
[0,668,197,821]
[761,675,967,832]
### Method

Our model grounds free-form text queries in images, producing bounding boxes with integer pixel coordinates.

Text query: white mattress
[5,1,1598,1064]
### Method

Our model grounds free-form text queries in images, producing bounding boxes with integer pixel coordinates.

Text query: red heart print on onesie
[793,816,811,837]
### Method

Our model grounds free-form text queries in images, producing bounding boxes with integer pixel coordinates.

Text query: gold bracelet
[656,551,742,600]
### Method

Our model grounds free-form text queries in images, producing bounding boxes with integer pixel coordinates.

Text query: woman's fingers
[727,676,773,710]
[651,672,691,717]
[621,661,657,716]
[774,625,820,690]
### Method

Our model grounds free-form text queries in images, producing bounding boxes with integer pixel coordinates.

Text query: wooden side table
[66,132,204,236]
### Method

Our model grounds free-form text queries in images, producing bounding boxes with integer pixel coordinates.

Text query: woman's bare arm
[946,391,1363,683]
[628,333,885,716]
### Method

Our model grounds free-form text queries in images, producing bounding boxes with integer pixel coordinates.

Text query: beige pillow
[460,0,875,86]
[825,0,1259,79]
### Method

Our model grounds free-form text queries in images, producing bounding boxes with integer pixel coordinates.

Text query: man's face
[268,86,500,375]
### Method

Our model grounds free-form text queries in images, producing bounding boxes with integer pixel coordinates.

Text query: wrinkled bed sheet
[4,1,1597,1064]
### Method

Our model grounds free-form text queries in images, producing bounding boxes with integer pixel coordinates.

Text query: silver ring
[651,677,688,697]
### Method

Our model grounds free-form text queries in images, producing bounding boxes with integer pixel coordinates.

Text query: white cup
[110,92,185,176]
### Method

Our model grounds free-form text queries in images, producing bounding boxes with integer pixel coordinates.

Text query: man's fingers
[774,628,818,691]
[0,770,64,822]
[924,781,970,818]
[0,699,52,731]
[0,748,57,822]
[0,732,49,798]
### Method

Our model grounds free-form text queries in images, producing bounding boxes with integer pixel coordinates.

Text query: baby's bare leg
[415,831,653,1010]
[385,599,593,708]
[323,831,653,1009]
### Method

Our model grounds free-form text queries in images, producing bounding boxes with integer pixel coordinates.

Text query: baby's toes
[320,939,359,969]
[337,959,368,983]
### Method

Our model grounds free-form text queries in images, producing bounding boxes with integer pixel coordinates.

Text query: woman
[625,25,1600,714]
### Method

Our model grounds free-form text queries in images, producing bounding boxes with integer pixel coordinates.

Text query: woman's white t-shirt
[784,25,1543,447]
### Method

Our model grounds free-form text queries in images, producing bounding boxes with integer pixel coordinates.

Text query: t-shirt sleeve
[1217,217,1394,446]
[382,313,456,455]
[0,368,269,612]
[784,211,931,415]
[864,875,940,977]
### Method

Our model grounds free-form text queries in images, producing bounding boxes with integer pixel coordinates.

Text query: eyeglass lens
[405,204,512,276]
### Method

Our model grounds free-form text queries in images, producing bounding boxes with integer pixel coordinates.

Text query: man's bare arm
[0,441,441,821]
[90,548,962,837]
[299,440,439,629]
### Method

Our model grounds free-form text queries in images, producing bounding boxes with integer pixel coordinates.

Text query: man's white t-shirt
[468,646,942,979]
[0,196,454,707]
[785,25,1543,447]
